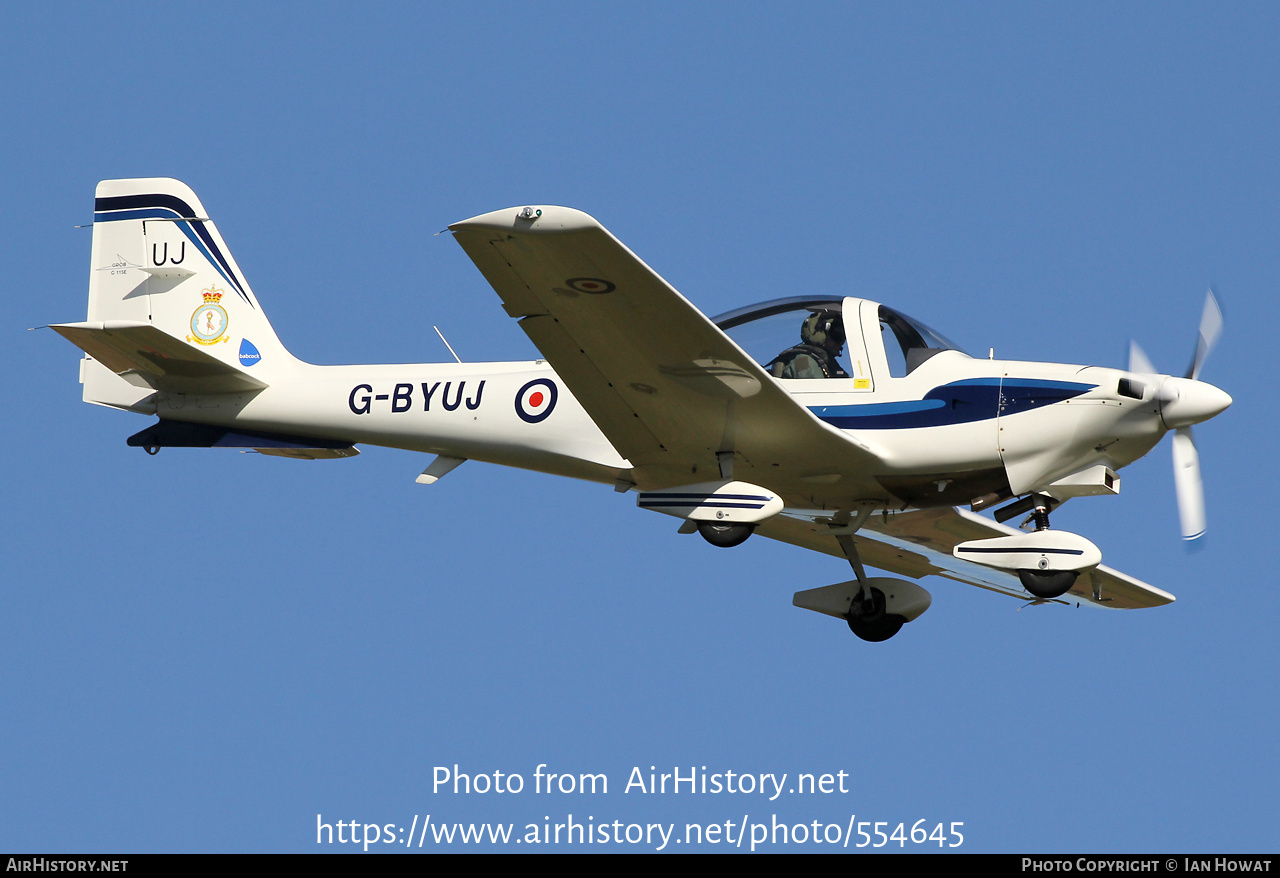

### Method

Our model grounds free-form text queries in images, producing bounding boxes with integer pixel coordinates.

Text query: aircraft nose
[1160,377,1232,429]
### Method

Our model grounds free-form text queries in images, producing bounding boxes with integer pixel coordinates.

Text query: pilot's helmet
[801,310,845,349]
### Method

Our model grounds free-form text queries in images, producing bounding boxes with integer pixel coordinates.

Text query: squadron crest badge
[188,287,230,345]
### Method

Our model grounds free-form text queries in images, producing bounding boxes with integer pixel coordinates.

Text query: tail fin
[55,178,296,410]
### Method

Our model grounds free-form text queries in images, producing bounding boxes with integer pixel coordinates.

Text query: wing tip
[449,205,601,235]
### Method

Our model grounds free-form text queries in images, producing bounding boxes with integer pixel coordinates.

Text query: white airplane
[52,178,1232,642]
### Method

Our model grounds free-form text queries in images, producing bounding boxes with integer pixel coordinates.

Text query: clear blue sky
[5,2,1277,853]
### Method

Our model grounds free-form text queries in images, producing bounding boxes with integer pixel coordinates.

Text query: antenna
[434,326,462,363]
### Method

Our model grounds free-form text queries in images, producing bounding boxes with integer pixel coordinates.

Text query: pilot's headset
[801,310,845,349]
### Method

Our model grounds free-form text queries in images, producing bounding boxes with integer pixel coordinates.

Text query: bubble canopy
[712,296,969,378]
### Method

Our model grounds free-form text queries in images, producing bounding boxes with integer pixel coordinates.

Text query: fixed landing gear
[832,531,913,642]
[845,586,906,642]
[964,494,1090,600]
[1018,494,1076,599]
[1018,569,1078,599]
[697,521,755,548]
[793,572,932,642]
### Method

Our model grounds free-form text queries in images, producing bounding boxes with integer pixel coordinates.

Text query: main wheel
[845,587,906,642]
[847,614,905,642]
[1018,568,1078,599]
[697,521,754,548]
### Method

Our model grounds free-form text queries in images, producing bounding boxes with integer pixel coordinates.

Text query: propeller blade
[1186,289,1224,380]
[1128,339,1156,376]
[1171,426,1206,540]
[1128,339,1173,403]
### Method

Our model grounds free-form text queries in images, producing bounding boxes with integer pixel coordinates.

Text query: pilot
[768,310,850,379]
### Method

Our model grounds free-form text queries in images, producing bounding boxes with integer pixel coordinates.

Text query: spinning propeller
[1127,291,1230,540]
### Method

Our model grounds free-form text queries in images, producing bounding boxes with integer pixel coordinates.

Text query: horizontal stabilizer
[51,321,267,394]
[127,420,358,459]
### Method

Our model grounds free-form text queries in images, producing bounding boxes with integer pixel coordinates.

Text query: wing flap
[518,313,663,461]
[754,512,945,579]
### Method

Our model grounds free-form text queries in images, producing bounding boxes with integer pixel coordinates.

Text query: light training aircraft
[52,178,1232,642]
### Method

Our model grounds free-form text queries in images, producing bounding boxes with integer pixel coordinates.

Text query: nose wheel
[989,493,1081,599]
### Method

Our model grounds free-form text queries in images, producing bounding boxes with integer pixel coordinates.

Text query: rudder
[69,178,297,408]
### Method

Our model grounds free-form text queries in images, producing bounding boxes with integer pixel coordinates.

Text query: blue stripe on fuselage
[93,200,253,306]
[809,378,1096,429]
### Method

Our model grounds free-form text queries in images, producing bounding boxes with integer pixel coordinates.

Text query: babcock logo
[239,338,261,366]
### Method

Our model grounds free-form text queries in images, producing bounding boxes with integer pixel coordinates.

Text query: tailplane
[54,178,296,411]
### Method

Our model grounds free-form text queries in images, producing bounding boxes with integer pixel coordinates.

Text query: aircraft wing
[755,506,1174,609]
[449,207,879,491]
